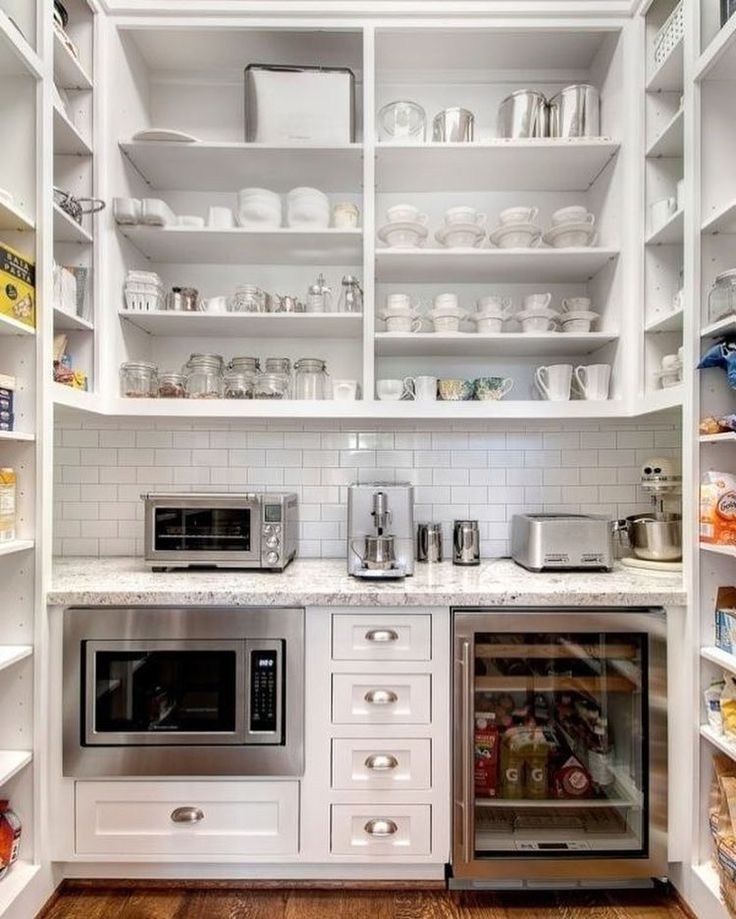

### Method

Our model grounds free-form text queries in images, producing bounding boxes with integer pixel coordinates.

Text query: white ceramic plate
[377,220,429,248]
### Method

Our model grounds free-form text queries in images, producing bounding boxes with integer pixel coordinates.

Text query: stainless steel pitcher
[548,84,600,138]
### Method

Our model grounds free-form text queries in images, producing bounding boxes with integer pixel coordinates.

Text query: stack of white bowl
[543,206,597,248]
[427,292,467,332]
[488,206,541,249]
[377,204,429,249]
[434,206,486,249]
[468,295,513,333]
[287,187,330,229]
[237,188,282,229]
[377,293,422,333]
[558,296,600,332]
[516,292,559,332]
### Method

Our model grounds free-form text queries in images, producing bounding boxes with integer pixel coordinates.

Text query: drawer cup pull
[170,806,204,825]
[365,753,399,771]
[365,629,399,643]
[364,818,398,837]
[364,689,398,705]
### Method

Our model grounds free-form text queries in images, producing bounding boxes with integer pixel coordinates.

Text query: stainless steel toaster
[511,513,614,571]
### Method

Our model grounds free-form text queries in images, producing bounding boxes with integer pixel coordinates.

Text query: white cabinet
[332,738,431,791]
[75,781,299,857]
[330,804,431,857]
[332,614,431,661]
[332,673,431,724]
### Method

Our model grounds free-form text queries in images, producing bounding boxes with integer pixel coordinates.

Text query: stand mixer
[347,483,414,579]
[619,456,682,572]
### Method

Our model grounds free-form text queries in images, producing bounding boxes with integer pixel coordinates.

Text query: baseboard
[58,877,447,891]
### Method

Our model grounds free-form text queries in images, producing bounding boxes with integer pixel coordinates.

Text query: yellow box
[0,242,35,329]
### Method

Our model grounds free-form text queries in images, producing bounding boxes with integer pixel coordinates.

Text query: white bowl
[287,204,330,228]
[516,308,560,332]
[428,306,466,321]
[559,310,599,332]
[378,221,428,249]
[287,186,328,203]
[237,205,282,228]
[471,315,504,333]
[238,188,281,209]
[543,223,597,248]
[489,223,541,249]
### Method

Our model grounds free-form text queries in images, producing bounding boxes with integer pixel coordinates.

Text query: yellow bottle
[0,468,16,542]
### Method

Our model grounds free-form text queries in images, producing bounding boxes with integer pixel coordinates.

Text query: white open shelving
[647,36,684,92]
[646,106,684,158]
[53,203,93,244]
[645,307,683,333]
[53,307,94,332]
[119,310,362,338]
[0,313,35,337]
[53,27,92,90]
[0,10,42,78]
[374,331,617,357]
[0,750,32,787]
[0,646,32,673]
[0,198,34,233]
[53,103,92,156]
[646,208,684,246]
[702,646,736,675]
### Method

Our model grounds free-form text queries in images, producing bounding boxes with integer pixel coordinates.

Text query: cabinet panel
[332,674,431,724]
[332,738,431,790]
[331,804,431,856]
[332,614,431,662]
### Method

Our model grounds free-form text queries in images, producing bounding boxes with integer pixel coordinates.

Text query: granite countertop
[48,557,687,608]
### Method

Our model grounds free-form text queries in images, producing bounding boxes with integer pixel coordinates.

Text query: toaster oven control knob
[266,551,280,566]
[266,534,280,549]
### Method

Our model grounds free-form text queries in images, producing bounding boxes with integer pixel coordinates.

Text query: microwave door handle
[236,641,249,742]
[460,638,473,865]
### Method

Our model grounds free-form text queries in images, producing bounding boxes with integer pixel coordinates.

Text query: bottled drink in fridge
[588,716,615,793]
[500,727,526,799]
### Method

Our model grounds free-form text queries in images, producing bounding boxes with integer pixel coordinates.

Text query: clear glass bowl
[377,101,426,144]
[120,361,158,398]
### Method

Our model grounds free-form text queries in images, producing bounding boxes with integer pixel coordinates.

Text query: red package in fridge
[474,714,499,798]
[552,754,593,799]
[0,801,21,879]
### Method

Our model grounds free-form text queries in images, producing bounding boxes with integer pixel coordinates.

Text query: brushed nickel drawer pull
[365,629,399,643]
[365,753,399,771]
[364,818,398,837]
[364,689,398,705]
[170,806,204,825]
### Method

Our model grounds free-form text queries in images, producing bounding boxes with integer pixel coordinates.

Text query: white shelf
[645,208,683,246]
[53,307,94,332]
[701,724,736,760]
[119,226,362,266]
[53,204,93,244]
[646,107,684,158]
[0,540,34,558]
[119,310,362,338]
[646,37,684,92]
[375,248,618,284]
[0,431,34,443]
[0,861,40,916]
[53,28,92,90]
[53,103,92,156]
[0,646,31,673]
[0,750,31,785]
[702,315,736,338]
[702,646,736,675]
[639,384,684,414]
[0,313,34,337]
[0,10,42,78]
[701,542,736,559]
[375,139,620,193]
[702,198,736,235]
[0,198,34,233]
[375,331,617,357]
[700,432,736,443]
[52,382,96,412]
[696,11,736,81]
[645,307,683,333]
[119,141,362,192]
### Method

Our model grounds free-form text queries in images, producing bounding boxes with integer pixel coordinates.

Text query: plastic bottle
[588,716,615,793]
[500,727,526,799]
[526,729,550,799]
[0,468,16,542]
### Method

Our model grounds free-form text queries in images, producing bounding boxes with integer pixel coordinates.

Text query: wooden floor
[40,887,693,919]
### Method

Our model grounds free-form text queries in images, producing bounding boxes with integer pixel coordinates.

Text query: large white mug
[499,206,538,226]
[376,378,406,400]
[523,292,552,311]
[404,375,437,401]
[574,364,611,400]
[535,364,573,401]
[207,205,235,229]
[386,315,422,333]
[650,197,677,232]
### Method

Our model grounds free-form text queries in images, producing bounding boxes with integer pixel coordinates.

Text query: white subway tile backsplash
[54,419,680,559]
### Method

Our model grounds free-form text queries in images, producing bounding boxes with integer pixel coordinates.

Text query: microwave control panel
[246,640,283,743]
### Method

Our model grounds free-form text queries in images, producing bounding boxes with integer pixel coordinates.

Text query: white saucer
[542,221,596,246]
[377,220,429,247]
[488,222,541,248]
[434,222,485,247]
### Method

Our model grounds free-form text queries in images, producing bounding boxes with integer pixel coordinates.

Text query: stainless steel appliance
[142,492,297,571]
[432,107,475,142]
[548,84,600,138]
[417,523,443,563]
[497,90,548,138]
[347,483,414,578]
[511,513,614,571]
[452,607,667,887]
[619,457,682,571]
[453,520,480,566]
[63,606,304,777]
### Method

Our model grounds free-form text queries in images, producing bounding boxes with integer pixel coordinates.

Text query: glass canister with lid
[254,357,291,400]
[229,285,267,313]
[338,276,363,313]
[707,269,736,324]
[158,371,186,398]
[294,358,330,400]
[224,370,255,399]
[121,361,158,398]
[185,353,224,399]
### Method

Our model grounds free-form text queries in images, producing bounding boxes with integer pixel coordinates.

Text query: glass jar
[224,370,254,400]
[158,371,186,399]
[185,355,223,399]
[306,274,332,313]
[229,285,267,313]
[294,358,330,400]
[255,372,290,400]
[708,269,736,324]
[229,356,260,375]
[120,361,158,398]
[337,276,363,314]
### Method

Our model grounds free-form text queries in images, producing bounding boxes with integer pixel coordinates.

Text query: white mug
[376,378,406,400]
[523,292,552,311]
[434,292,459,311]
[332,379,358,400]
[207,205,235,229]
[333,202,359,228]
[574,364,611,400]
[535,364,573,401]
[499,206,538,226]
[475,316,504,333]
[404,375,437,401]
[561,296,592,312]
[386,315,422,333]
[477,295,512,316]
[432,315,462,332]
[650,197,677,232]
[386,204,427,225]
[386,293,413,313]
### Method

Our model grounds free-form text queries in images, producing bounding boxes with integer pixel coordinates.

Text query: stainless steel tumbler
[453,520,480,566]
[417,523,443,563]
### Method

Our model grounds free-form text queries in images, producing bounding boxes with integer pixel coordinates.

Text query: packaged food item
[474,713,499,798]
[706,679,726,732]
[0,243,34,329]
[526,728,554,799]
[0,802,21,879]
[702,416,724,435]
[717,588,736,655]
[701,471,736,546]
[0,468,16,542]
[500,726,526,799]
[722,675,736,737]
[552,753,593,799]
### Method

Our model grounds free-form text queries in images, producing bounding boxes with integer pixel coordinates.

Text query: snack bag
[701,472,736,546]
[723,675,736,738]
[474,713,499,798]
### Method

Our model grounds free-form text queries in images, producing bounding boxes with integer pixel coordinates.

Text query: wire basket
[653,1,684,66]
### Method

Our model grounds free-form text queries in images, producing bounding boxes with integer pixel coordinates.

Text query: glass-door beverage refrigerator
[452,608,667,887]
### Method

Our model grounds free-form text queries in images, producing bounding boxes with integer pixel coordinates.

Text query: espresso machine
[347,483,414,578]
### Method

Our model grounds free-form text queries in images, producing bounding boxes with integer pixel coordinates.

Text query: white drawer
[332,738,431,790]
[331,804,431,856]
[332,614,431,662]
[332,673,431,725]
[75,781,298,857]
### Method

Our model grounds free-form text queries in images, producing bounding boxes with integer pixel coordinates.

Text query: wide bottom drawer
[331,804,431,857]
[76,781,299,857]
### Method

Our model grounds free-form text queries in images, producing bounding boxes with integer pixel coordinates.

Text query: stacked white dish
[378,293,422,333]
[377,204,428,249]
[543,205,597,248]
[468,295,513,333]
[559,296,599,332]
[427,292,467,332]
[516,292,559,332]
[488,206,541,249]
[655,349,684,389]
[435,206,486,249]
[140,198,177,227]
[287,186,330,229]
[124,270,164,312]
[237,187,282,229]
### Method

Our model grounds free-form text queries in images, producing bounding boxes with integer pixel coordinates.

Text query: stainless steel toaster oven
[143,492,298,571]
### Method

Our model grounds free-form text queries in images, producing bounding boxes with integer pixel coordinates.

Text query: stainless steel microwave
[142,492,298,571]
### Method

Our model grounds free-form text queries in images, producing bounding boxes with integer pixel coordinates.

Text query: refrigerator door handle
[459,638,473,864]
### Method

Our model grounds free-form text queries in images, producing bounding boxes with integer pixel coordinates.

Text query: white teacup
[432,315,462,332]
[574,364,611,400]
[561,296,592,312]
[376,378,406,401]
[499,206,538,226]
[386,293,413,313]
[477,295,512,317]
[523,292,552,311]
[444,206,486,226]
[434,292,459,311]
[404,375,437,401]
[535,364,573,401]
[475,316,504,333]
[386,204,427,225]
[552,206,594,226]
[333,379,359,401]
[386,315,422,333]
